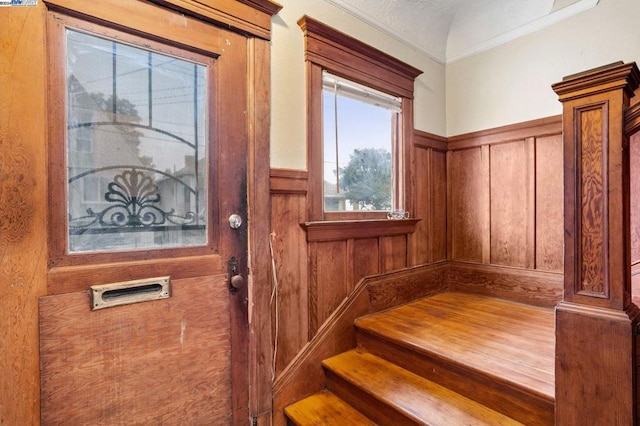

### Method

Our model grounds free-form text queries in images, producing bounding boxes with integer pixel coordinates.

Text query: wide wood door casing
[39,5,250,425]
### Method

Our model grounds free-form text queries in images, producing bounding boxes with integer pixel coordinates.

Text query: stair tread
[285,390,376,425]
[354,292,555,401]
[324,349,525,425]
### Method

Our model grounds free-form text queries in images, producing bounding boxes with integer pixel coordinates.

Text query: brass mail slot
[90,276,171,310]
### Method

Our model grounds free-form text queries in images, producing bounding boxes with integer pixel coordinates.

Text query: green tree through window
[339,148,392,210]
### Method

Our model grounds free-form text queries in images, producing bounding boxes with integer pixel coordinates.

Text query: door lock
[227,256,244,292]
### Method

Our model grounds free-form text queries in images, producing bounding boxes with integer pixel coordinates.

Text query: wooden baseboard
[447,261,563,308]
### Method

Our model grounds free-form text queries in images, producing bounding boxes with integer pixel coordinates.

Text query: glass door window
[65,29,209,253]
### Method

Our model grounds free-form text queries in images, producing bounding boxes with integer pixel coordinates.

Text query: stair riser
[324,368,423,426]
[357,329,554,426]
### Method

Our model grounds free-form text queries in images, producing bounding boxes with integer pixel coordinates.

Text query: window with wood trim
[298,15,422,221]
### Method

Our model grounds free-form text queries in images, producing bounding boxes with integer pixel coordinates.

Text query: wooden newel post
[552,62,640,425]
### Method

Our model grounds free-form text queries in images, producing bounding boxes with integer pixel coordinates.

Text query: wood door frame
[38,1,278,424]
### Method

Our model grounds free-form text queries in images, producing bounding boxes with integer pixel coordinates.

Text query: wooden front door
[38,3,250,424]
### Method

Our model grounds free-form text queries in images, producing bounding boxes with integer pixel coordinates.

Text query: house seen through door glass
[65,29,208,253]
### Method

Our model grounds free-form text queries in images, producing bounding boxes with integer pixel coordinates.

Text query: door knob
[228,214,243,229]
[230,274,244,290]
[227,256,244,292]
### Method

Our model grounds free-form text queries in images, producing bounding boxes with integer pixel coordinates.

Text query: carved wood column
[552,62,640,425]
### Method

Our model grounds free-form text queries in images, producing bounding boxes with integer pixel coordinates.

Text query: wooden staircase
[284,292,555,425]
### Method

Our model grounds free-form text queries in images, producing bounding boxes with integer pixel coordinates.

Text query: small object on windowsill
[387,209,409,219]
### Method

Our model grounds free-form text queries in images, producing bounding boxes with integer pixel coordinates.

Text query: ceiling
[325,0,599,64]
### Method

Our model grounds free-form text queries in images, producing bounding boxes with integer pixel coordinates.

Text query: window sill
[301,218,420,242]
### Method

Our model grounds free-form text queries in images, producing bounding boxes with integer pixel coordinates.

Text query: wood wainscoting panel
[380,235,408,273]
[489,139,534,268]
[411,145,432,265]
[536,134,564,272]
[410,141,447,266]
[447,261,563,307]
[351,238,380,286]
[448,147,490,263]
[270,192,309,375]
[432,150,448,262]
[40,276,232,425]
[448,115,563,278]
[309,240,348,337]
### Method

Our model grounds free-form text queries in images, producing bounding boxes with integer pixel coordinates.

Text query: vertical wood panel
[0,6,48,424]
[352,238,380,284]
[490,140,531,268]
[380,235,407,272]
[431,150,447,262]
[536,134,564,272]
[578,106,607,296]
[271,193,308,374]
[310,241,348,337]
[247,36,273,419]
[410,146,431,265]
[449,148,488,262]
[481,145,491,264]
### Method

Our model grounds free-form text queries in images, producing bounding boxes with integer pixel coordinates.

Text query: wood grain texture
[40,276,232,425]
[309,241,348,337]
[410,145,432,265]
[553,62,640,424]
[447,261,563,307]
[631,132,640,266]
[448,147,488,263]
[536,134,564,272]
[578,106,608,296]
[350,238,380,285]
[448,115,562,150]
[247,37,274,420]
[355,292,555,425]
[285,390,376,426]
[366,262,447,310]
[303,219,419,242]
[46,0,278,40]
[431,150,448,262]
[273,278,371,426]
[48,255,222,295]
[0,6,49,424]
[272,264,447,426]
[490,140,533,268]
[297,16,422,99]
[448,116,564,277]
[409,143,446,266]
[270,193,309,375]
[555,303,639,425]
[380,235,407,273]
[270,168,308,194]
[324,350,525,426]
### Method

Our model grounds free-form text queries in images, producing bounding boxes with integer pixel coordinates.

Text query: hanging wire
[269,232,280,380]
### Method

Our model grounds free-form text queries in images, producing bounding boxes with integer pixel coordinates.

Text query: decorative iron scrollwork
[69,167,200,233]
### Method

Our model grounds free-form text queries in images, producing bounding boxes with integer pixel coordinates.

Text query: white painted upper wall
[270,0,445,170]
[446,0,640,136]
[271,0,640,167]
